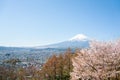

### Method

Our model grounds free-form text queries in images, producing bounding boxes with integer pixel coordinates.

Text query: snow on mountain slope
[69,34,88,41]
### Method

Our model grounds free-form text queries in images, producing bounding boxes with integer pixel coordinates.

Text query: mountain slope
[37,34,90,49]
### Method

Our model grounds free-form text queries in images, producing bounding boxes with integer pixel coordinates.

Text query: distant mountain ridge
[0,34,90,50]
[36,34,90,49]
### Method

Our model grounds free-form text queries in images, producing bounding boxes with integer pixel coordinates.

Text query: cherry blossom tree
[71,40,120,80]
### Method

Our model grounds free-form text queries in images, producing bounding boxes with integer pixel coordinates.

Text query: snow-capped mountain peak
[69,34,88,41]
[36,34,90,49]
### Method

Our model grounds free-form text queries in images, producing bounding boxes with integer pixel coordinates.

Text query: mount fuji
[36,34,90,49]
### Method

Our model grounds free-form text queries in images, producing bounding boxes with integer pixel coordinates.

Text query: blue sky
[0,0,120,47]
